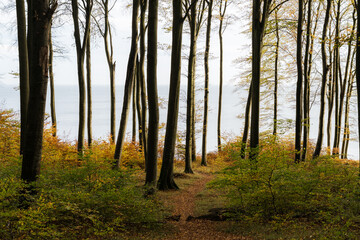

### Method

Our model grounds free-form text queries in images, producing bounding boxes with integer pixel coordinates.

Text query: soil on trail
[162,172,247,240]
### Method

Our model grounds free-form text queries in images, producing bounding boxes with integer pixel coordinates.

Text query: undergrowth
[0,109,165,239]
[211,135,360,239]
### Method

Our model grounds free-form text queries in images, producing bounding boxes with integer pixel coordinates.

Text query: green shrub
[211,136,360,233]
[0,158,165,239]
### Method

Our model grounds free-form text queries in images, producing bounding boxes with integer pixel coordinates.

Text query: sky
[0,1,249,87]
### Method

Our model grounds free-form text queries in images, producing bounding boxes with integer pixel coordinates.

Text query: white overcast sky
[0,1,250,87]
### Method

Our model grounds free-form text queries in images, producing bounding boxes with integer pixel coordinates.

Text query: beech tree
[94,0,117,143]
[294,0,303,163]
[250,0,273,160]
[158,0,185,190]
[114,0,139,167]
[217,0,228,151]
[201,0,213,166]
[16,0,29,155]
[313,0,331,158]
[146,0,159,185]
[139,0,148,163]
[71,0,93,155]
[21,0,57,182]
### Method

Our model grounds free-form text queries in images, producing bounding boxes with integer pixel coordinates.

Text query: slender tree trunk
[49,28,57,137]
[341,12,356,159]
[140,0,148,165]
[132,76,137,143]
[356,1,360,170]
[86,34,92,147]
[136,58,143,147]
[273,9,279,136]
[114,0,139,165]
[313,0,331,158]
[301,0,311,161]
[201,0,213,166]
[185,0,197,173]
[342,74,354,159]
[158,0,183,190]
[217,0,227,151]
[21,0,56,182]
[16,0,29,154]
[72,0,92,156]
[146,0,159,185]
[332,0,341,155]
[250,0,272,161]
[240,83,252,159]
[295,0,304,163]
[100,0,116,143]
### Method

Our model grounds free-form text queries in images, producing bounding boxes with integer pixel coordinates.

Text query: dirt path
[163,172,248,240]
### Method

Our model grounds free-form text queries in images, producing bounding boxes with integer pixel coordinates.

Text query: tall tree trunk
[139,0,148,165]
[86,34,92,147]
[301,0,311,161]
[313,0,331,158]
[356,1,360,171]
[72,0,92,156]
[217,0,227,151]
[250,0,272,161]
[240,83,252,159]
[114,0,139,166]
[158,0,183,190]
[341,11,356,159]
[146,0,159,185]
[49,28,57,137]
[21,0,56,182]
[273,9,279,136]
[201,0,213,166]
[132,76,137,143]
[295,0,304,163]
[332,0,341,155]
[99,0,116,143]
[16,0,29,154]
[185,0,197,173]
[136,58,143,147]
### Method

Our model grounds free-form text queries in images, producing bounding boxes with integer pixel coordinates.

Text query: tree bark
[98,0,116,143]
[301,0,311,161]
[273,9,279,136]
[313,0,331,159]
[250,0,272,161]
[49,27,57,137]
[114,0,139,166]
[86,33,92,147]
[217,0,227,151]
[140,0,148,165]
[201,0,213,166]
[16,0,29,154]
[158,0,183,190]
[21,0,56,182]
[72,0,92,156]
[146,0,159,185]
[185,0,197,173]
[240,83,252,159]
[295,0,303,163]
[132,76,137,143]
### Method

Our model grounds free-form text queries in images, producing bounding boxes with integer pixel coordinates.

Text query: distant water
[0,83,242,152]
[0,83,358,159]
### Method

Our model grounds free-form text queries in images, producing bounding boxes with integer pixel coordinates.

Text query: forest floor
[126,167,250,240]
[160,172,248,240]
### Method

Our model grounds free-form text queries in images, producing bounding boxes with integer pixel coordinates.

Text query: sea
[0,83,243,153]
[0,83,358,159]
